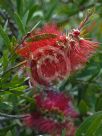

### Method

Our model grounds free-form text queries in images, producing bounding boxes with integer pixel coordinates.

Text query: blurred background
[0,0,102,136]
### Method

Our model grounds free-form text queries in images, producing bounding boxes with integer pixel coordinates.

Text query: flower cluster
[23,90,78,136]
[16,24,98,88]
[16,18,98,135]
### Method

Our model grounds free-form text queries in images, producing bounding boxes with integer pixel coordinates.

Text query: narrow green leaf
[16,0,24,16]
[27,33,57,42]
[3,20,8,32]
[2,50,9,71]
[61,129,66,136]
[0,25,10,48]
[95,95,102,111]
[22,10,29,27]
[85,116,102,136]
[14,12,26,35]
[27,4,39,24]
[30,21,41,31]
[45,0,58,21]
[76,111,102,136]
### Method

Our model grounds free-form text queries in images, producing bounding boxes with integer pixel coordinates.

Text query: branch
[0,112,29,120]
[78,8,95,30]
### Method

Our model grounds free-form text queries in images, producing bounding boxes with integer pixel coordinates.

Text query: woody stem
[0,112,29,120]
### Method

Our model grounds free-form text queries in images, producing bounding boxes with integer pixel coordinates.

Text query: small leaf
[5,131,13,136]
[95,95,102,111]
[14,12,26,35]
[0,25,11,49]
[2,50,9,71]
[30,21,41,32]
[27,33,57,42]
[76,111,102,136]
[22,10,29,28]
[16,0,24,16]
[3,20,8,32]
[79,100,88,115]
[27,4,40,23]
[61,129,66,136]
[0,102,12,110]
[45,0,58,21]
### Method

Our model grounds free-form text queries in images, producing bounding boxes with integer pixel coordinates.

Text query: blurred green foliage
[0,0,102,136]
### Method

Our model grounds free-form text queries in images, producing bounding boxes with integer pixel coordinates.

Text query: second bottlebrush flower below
[35,90,78,117]
[23,90,78,136]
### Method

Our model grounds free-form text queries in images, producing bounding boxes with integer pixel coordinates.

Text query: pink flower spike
[35,90,78,117]
[23,112,76,136]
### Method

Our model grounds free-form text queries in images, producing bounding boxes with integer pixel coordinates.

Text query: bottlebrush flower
[23,90,77,136]
[16,23,98,88]
[68,36,98,71]
[29,45,70,87]
[35,90,78,118]
[23,112,76,136]
[16,24,71,88]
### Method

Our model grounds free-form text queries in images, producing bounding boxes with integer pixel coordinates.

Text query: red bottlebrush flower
[23,112,76,136]
[23,90,78,135]
[35,24,62,35]
[68,37,98,71]
[16,23,98,88]
[16,25,70,88]
[35,90,78,118]
[16,24,66,58]
[30,46,70,87]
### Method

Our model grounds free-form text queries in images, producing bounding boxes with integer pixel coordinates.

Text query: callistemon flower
[23,90,77,136]
[16,22,98,88]
[67,30,98,71]
[16,24,71,88]
[24,113,76,136]
[35,90,78,118]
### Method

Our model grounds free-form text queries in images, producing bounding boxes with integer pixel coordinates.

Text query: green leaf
[16,0,24,16]
[0,102,12,110]
[79,100,88,115]
[27,4,40,24]
[95,95,102,111]
[22,10,29,28]
[45,0,58,21]
[3,20,8,32]
[5,131,13,136]
[14,12,26,35]
[61,129,66,136]
[30,21,41,32]
[76,111,102,136]
[0,125,15,135]
[0,25,11,49]
[2,50,9,71]
[27,33,57,42]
